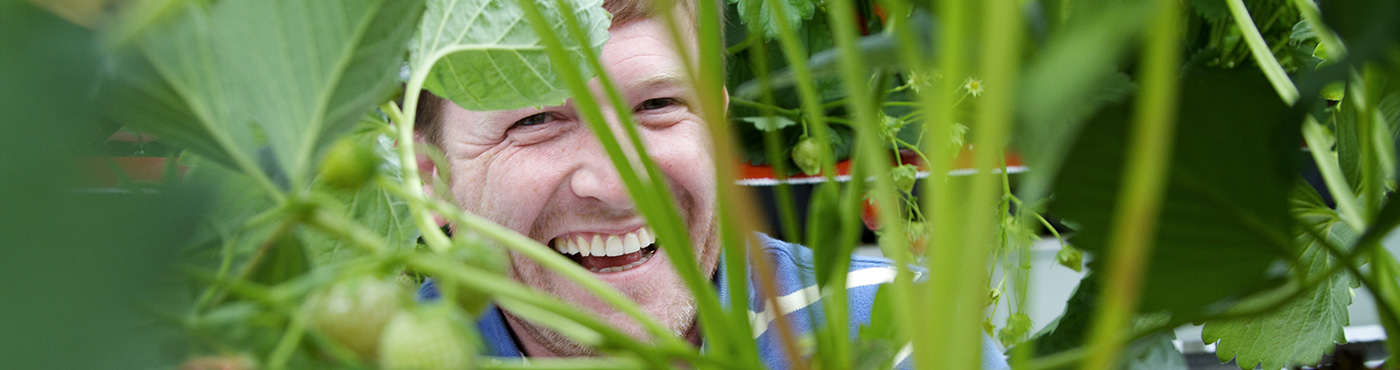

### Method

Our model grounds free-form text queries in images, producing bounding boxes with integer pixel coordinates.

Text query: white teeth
[591,235,606,257]
[623,233,641,254]
[551,227,659,257]
[605,236,623,256]
[641,227,656,246]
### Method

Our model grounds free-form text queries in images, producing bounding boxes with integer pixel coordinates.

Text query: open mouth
[550,227,659,273]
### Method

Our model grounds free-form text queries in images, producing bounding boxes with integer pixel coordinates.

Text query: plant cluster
[8,0,1400,369]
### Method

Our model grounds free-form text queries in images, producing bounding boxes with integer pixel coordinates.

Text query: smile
[550,227,659,273]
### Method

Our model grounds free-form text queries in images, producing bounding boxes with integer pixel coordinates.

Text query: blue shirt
[419,233,1009,369]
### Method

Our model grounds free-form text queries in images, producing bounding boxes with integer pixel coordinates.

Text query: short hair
[415,0,702,146]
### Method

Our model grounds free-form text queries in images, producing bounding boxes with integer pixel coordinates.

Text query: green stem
[404,254,708,367]
[1034,213,1068,249]
[1227,0,1299,104]
[726,32,760,55]
[825,0,905,366]
[767,0,840,179]
[1082,0,1181,368]
[265,306,309,370]
[1302,117,1366,231]
[305,206,388,254]
[730,97,802,116]
[747,39,804,246]
[379,101,451,253]
[917,0,971,368]
[191,205,289,313]
[478,357,647,370]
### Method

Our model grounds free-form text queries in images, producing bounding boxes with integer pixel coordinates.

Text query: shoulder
[752,232,897,272]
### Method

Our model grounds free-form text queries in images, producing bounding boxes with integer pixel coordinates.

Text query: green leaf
[1320,0,1400,64]
[1201,184,1356,370]
[740,115,798,132]
[410,0,610,111]
[106,0,424,188]
[1051,68,1301,313]
[1013,0,1152,202]
[730,0,817,40]
[1336,94,1366,195]
[733,10,933,100]
[186,160,280,262]
[248,232,311,286]
[1121,332,1188,370]
[304,130,416,265]
[1023,273,1098,357]
[1024,273,1188,368]
[1189,0,1230,21]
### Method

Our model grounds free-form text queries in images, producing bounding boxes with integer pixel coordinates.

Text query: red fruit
[861,197,881,231]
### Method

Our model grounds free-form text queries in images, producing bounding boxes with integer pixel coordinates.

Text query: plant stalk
[1227,0,1299,104]
[1082,0,1181,368]
[824,0,906,366]
[380,101,452,253]
[919,0,971,368]
[1302,117,1366,231]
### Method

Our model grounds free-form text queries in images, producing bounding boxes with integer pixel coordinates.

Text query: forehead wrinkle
[621,69,688,92]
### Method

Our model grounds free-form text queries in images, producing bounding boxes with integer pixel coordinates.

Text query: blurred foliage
[0,2,207,369]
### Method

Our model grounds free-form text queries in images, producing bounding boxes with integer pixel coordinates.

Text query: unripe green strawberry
[997,313,1033,347]
[792,137,822,175]
[890,164,917,194]
[1055,244,1084,272]
[304,276,404,360]
[319,138,379,190]
[379,304,476,370]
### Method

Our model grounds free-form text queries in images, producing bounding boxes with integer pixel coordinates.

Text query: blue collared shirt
[418,233,1009,369]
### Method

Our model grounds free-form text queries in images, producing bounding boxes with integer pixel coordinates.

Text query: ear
[413,131,449,229]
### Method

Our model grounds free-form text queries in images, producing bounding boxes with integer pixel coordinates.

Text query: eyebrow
[469,71,691,123]
[626,70,690,90]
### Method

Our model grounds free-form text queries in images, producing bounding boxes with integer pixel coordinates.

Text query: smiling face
[431,15,721,356]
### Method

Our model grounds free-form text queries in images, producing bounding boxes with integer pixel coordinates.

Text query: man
[413,0,1008,367]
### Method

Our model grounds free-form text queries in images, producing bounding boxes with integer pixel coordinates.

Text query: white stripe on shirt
[748,267,900,338]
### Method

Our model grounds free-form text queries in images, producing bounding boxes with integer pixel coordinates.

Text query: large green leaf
[105,0,424,188]
[729,0,817,40]
[1201,184,1356,370]
[410,0,610,111]
[1013,1,1151,201]
[1051,68,1302,313]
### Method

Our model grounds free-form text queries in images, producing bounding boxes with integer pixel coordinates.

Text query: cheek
[647,124,716,204]
[448,150,561,229]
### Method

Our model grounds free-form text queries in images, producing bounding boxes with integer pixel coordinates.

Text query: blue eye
[637,98,678,111]
[514,112,555,127]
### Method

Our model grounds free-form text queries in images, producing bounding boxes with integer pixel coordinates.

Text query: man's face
[434,15,720,355]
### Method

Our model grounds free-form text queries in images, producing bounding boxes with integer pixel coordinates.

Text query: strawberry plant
[8,0,1400,369]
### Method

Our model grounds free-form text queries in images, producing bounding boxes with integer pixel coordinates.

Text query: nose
[568,113,639,211]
